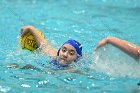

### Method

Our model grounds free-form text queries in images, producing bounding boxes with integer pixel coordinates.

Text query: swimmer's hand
[20,26,34,37]
[7,63,20,68]
[95,37,109,51]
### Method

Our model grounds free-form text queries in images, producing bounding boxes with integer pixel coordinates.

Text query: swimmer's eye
[69,51,75,56]
[61,46,75,56]
[61,47,67,52]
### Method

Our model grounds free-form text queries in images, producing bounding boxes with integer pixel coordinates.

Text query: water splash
[91,44,140,78]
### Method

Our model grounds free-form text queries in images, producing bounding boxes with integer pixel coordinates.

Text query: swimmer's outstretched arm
[95,36,140,59]
[21,26,57,56]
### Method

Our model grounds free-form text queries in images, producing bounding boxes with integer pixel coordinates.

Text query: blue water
[0,0,140,93]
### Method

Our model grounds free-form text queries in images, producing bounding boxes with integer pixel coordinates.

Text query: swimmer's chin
[57,57,70,66]
[59,59,68,66]
[59,60,68,65]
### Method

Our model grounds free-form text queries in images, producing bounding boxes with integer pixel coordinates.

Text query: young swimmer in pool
[95,36,140,59]
[20,26,82,70]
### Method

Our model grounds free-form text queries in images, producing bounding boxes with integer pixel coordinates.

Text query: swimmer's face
[58,44,77,65]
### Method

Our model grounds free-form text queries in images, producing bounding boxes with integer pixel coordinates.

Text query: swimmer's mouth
[60,58,67,62]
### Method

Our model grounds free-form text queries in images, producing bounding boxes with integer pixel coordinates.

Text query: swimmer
[20,26,82,70]
[95,36,140,59]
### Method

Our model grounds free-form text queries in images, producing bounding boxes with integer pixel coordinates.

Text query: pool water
[0,0,140,93]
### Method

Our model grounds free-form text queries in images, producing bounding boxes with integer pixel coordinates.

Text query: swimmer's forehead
[62,44,76,52]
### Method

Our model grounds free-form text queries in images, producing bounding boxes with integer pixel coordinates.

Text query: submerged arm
[95,36,140,59]
[21,26,57,56]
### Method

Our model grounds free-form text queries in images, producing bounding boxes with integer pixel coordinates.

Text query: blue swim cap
[57,39,82,58]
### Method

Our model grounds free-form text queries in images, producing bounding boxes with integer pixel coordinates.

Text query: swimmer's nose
[63,52,68,58]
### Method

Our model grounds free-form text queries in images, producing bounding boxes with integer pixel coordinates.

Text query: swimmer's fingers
[20,26,33,37]
[7,63,20,68]
[20,27,28,37]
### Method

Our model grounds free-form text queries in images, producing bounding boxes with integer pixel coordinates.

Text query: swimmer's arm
[95,36,140,59]
[21,26,57,56]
